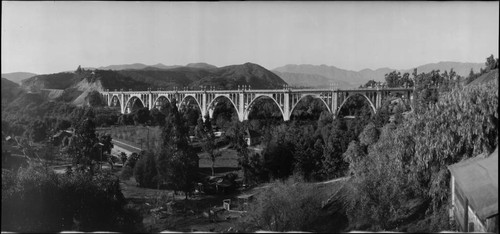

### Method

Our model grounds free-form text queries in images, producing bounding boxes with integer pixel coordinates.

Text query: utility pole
[98,142,104,170]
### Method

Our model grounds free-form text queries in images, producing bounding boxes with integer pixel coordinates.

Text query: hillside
[467,69,499,86]
[1,72,37,84]
[1,78,25,105]
[273,62,485,88]
[21,72,78,91]
[273,71,353,89]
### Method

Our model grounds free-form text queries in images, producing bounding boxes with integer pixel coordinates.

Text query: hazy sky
[2,1,499,74]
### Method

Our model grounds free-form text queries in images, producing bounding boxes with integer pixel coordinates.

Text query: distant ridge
[273,61,484,88]
[97,62,217,71]
[1,72,37,84]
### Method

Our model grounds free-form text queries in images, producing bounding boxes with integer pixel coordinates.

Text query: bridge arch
[207,95,240,119]
[337,93,376,117]
[154,95,172,108]
[289,94,331,120]
[125,96,145,114]
[110,95,121,108]
[245,94,285,121]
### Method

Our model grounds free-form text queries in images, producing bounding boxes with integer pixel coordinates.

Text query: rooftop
[448,148,498,220]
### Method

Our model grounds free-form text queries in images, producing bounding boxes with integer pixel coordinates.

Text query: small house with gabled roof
[448,148,498,232]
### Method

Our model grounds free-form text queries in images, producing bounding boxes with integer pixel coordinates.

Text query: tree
[321,118,351,179]
[385,71,402,88]
[157,99,199,198]
[196,115,221,176]
[134,151,159,188]
[293,137,324,181]
[26,119,48,142]
[67,118,100,173]
[360,79,378,88]
[485,54,496,70]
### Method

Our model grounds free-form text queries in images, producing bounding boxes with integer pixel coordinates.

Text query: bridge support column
[106,92,111,107]
[238,92,245,121]
[202,92,208,121]
[148,92,153,110]
[375,91,382,109]
[283,92,290,121]
[331,91,338,118]
[120,93,125,114]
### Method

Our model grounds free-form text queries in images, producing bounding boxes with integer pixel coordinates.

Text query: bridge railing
[102,87,414,94]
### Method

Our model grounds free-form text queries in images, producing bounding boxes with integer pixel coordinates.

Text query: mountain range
[13,62,286,106]
[272,62,485,88]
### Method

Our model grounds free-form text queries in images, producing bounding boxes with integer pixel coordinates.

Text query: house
[244,129,261,146]
[4,135,17,145]
[448,148,498,232]
[51,130,73,146]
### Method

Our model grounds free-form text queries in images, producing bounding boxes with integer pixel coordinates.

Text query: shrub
[133,151,159,188]
[238,176,326,232]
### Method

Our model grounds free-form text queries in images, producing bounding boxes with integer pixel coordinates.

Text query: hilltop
[191,63,286,89]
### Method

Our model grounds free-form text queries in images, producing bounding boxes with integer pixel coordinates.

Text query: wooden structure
[448,148,498,232]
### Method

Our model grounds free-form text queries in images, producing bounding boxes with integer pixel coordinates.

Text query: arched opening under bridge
[208,96,239,130]
[289,95,330,121]
[125,96,145,114]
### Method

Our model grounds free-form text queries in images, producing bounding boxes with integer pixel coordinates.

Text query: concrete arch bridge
[100,87,414,121]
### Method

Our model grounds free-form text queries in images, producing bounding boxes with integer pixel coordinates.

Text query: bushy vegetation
[1,165,142,232]
[237,177,331,232]
[343,76,498,231]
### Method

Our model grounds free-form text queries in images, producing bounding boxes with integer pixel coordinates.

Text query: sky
[2,1,499,74]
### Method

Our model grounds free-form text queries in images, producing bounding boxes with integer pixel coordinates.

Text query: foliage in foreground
[1,165,142,232]
[343,77,498,231]
[237,177,328,232]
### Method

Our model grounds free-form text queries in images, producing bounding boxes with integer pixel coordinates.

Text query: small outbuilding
[244,129,261,146]
[448,148,498,232]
